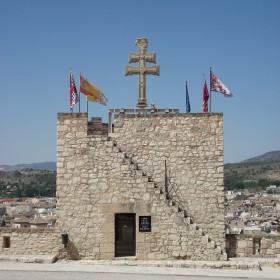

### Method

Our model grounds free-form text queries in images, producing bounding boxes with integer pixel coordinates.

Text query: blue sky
[1,0,279,165]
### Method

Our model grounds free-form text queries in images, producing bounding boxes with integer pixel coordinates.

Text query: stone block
[219,253,228,261]
[99,252,114,260]
[143,193,150,201]
[267,249,274,255]
[238,240,246,248]
[245,247,253,255]
[100,243,114,253]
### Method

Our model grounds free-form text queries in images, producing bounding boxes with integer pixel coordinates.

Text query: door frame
[115,213,136,257]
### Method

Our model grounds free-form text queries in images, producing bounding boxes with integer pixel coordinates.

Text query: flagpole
[70,67,71,113]
[79,72,81,113]
[186,81,187,113]
[209,67,212,113]
[87,100,88,120]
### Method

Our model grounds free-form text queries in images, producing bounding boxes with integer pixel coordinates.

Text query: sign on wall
[139,216,151,232]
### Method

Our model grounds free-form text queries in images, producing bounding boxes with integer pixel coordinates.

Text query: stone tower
[55,38,226,261]
[56,112,226,260]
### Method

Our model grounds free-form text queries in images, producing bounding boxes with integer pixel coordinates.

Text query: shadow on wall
[66,241,81,260]
[226,235,237,258]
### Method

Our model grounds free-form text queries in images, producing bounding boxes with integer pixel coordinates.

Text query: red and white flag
[203,79,209,113]
[70,70,79,111]
[210,71,233,97]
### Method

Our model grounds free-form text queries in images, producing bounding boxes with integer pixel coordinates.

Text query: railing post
[108,111,112,134]
[165,160,168,195]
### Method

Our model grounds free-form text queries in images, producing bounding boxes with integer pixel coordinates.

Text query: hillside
[0,169,56,197]
[224,151,280,191]
[241,151,280,164]
[0,162,56,172]
[224,161,280,181]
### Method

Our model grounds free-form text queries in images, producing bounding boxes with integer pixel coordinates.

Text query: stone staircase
[107,137,227,261]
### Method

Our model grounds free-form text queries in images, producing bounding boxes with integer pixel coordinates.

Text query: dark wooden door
[115,213,136,257]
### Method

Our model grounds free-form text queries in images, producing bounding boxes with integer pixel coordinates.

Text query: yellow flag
[80,74,108,105]
[80,74,100,100]
[86,95,98,103]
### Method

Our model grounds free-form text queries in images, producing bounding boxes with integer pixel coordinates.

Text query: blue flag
[186,82,191,113]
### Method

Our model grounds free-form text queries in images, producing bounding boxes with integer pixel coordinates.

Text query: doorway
[115,213,136,257]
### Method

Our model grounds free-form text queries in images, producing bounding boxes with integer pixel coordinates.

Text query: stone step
[171,205,179,212]
[106,140,114,147]
[190,223,197,230]
[123,153,129,159]
[185,216,192,225]
[180,210,186,218]
[147,182,155,189]
[141,175,149,182]
[135,169,143,177]
[142,171,147,177]
[168,199,175,206]
[202,234,209,243]
[154,189,162,194]
[128,163,138,170]
[123,157,132,164]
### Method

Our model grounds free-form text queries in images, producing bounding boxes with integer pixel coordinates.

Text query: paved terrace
[0,256,280,279]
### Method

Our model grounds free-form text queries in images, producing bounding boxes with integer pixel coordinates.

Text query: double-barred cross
[125,38,160,108]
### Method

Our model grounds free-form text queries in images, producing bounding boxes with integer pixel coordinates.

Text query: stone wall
[226,234,280,258]
[56,112,226,261]
[0,227,61,256]
[113,113,225,246]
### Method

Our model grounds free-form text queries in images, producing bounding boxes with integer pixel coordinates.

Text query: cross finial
[125,38,160,108]
[135,38,148,53]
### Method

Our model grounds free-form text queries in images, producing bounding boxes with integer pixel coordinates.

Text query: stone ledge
[230,257,280,268]
[0,255,57,264]
[57,259,262,270]
[2,256,279,270]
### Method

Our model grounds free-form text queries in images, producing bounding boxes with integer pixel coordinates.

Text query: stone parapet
[226,234,280,258]
[0,228,61,257]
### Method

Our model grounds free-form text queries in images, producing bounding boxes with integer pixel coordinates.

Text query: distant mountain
[0,162,56,172]
[241,151,280,164]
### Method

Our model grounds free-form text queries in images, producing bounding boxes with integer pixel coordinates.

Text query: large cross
[125,38,160,108]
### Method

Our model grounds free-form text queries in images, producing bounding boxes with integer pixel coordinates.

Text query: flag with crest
[70,70,79,111]
[203,79,209,112]
[210,71,233,97]
[80,74,107,105]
